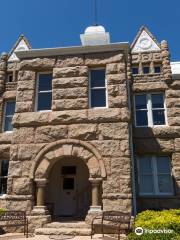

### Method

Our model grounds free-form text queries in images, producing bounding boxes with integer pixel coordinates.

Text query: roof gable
[8,35,31,62]
[131,26,160,53]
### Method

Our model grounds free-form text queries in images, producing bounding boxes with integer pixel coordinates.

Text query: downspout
[126,52,137,216]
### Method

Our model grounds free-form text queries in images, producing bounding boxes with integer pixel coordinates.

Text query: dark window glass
[157,157,171,174]
[157,157,173,194]
[135,95,147,109]
[151,93,165,125]
[136,110,148,126]
[63,178,74,190]
[154,66,161,73]
[62,166,76,175]
[139,157,152,175]
[153,110,165,125]
[6,102,15,115]
[7,74,13,83]
[37,73,52,111]
[143,67,150,74]
[132,67,139,75]
[0,160,9,194]
[90,70,105,88]
[38,92,52,111]
[151,94,164,108]
[4,102,15,131]
[139,175,154,194]
[91,89,106,108]
[139,156,173,195]
[39,74,52,91]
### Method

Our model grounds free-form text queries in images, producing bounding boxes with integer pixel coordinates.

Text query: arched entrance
[46,156,90,218]
[31,139,106,220]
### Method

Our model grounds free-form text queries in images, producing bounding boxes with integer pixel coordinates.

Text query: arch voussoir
[32,139,106,180]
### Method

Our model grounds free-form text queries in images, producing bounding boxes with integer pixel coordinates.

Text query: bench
[0,211,28,238]
[91,211,131,240]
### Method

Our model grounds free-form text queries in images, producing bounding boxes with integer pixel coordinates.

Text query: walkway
[0,234,119,240]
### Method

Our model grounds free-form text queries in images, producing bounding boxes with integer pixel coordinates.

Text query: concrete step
[35,227,91,236]
[45,221,89,228]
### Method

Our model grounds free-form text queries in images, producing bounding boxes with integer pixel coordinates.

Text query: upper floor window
[7,73,13,83]
[138,156,174,196]
[36,73,52,111]
[143,66,150,74]
[3,101,15,132]
[134,93,166,127]
[154,66,161,73]
[89,69,107,108]
[132,67,139,75]
[0,160,9,195]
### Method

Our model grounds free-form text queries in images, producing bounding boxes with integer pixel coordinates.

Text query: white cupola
[80,25,110,46]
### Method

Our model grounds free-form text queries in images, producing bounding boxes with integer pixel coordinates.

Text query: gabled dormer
[8,34,31,62]
[131,26,161,53]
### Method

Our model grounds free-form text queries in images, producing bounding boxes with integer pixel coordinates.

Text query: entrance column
[32,179,49,215]
[36,179,47,206]
[89,178,102,213]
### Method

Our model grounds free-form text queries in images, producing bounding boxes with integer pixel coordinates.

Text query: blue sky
[0,0,179,60]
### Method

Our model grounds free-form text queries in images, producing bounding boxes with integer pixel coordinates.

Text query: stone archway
[31,139,106,217]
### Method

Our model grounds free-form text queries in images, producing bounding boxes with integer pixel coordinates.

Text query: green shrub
[0,208,6,215]
[128,209,180,240]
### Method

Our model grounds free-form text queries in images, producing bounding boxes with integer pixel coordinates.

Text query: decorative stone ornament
[132,29,160,53]
[8,35,31,62]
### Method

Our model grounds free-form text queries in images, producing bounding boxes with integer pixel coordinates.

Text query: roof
[15,42,129,59]
[171,62,180,75]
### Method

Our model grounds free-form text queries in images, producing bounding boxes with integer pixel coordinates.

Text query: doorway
[45,157,90,219]
[60,166,76,216]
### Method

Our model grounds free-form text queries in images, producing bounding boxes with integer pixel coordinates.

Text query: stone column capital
[35,178,48,187]
[89,177,102,185]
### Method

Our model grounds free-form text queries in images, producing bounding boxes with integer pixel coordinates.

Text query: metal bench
[0,211,28,237]
[91,211,131,240]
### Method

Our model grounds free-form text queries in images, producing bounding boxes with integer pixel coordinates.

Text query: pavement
[0,234,119,240]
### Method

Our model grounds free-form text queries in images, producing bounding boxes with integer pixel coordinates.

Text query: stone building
[0,25,179,234]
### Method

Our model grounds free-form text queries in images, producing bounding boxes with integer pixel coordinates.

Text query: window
[3,101,15,132]
[138,156,174,196]
[0,160,9,195]
[63,178,74,190]
[132,67,139,75]
[143,66,150,74]
[7,74,13,83]
[154,66,161,73]
[36,73,52,111]
[134,93,166,127]
[89,69,107,108]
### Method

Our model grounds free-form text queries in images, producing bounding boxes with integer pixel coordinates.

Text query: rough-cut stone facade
[131,40,180,211]
[0,27,179,233]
